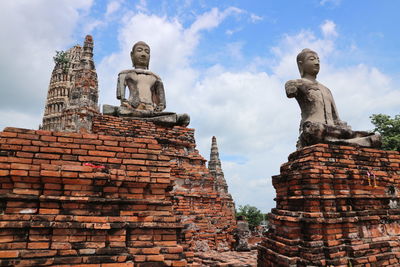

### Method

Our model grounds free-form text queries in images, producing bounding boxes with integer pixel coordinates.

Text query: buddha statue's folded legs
[103,104,190,127]
[298,121,381,149]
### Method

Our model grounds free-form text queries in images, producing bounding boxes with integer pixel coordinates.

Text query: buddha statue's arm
[153,80,166,112]
[117,72,127,103]
[285,79,300,98]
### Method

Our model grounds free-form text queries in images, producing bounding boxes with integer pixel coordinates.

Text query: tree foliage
[236,205,264,231]
[370,114,400,151]
[53,50,69,73]
[53,50,69,65]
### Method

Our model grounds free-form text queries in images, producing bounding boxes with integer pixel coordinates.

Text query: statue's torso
[129,73,156,109]
[120,69,160,111]
[295,78,337,125]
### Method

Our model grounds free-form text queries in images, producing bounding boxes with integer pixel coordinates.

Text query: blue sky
[0,0,399,212]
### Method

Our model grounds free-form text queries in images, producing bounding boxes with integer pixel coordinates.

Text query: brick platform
[0,126,185,266]
[258,144,400,267]
[0,115,236,266]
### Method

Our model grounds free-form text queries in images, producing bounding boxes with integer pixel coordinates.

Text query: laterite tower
[41,35,99,132]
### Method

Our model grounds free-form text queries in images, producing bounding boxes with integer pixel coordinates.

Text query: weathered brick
[0,116,238,265]
[0,250,19,258]
[88,150,116,157]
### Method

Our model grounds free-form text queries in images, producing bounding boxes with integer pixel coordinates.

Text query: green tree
[236,205,264,231]
[53,50,69,73]
[370,114,400,151]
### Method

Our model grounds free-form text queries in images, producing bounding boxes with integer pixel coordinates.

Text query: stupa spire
[208,136,228,193]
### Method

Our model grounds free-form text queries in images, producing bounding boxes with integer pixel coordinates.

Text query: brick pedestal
[258,144,400,267]
[0,115,236,266]
[0,126,185,266]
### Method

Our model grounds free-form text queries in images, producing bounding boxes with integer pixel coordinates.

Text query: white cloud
[321,20,338,38]
[136,0,148,12]
[0,0,93,130]
[320,0,342,7]
[249,13,263,23]
[188,7,243,35]
[225,27,243,36]
[106,0,123,17]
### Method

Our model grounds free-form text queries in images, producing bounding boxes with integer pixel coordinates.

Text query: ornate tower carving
[208,136,229,194]
[41,35,99,132]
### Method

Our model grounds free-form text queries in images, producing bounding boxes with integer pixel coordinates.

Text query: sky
[0,0,399,213]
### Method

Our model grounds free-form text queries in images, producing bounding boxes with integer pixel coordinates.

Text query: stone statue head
[131,41,150,69]
[296,48,320,78]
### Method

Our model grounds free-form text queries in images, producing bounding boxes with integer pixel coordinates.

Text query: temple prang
[41,35,99,133]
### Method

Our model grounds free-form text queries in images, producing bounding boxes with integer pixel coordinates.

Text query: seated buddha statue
[285,48,381,149]
[103,41,190,127]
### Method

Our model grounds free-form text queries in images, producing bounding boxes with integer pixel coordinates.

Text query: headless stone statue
[103,41,190,127]
[285,48,381,149]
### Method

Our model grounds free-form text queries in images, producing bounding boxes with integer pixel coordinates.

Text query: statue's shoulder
[285,78,307,89]
[143,70,162,81]
[298,78,316,86]
[118,69,135,76]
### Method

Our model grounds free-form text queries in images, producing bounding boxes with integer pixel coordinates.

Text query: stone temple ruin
[0,36,241,266]
[40,35,99,133]
[0,36,399,267]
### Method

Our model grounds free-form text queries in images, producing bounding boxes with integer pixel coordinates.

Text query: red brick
[171,260,187,266]
[141,247,160,254]
[10,170,28,176]
[22,145,39,152]
[78,156,108,163]
[57,137,74,143]
[31,140,49,147]
[27,242,50,249]
[102,263,134,267]
[88,150,116,157]
[122,159,146,165]
[40,170,61,177]
[72,149,88,155]
[10,163,33,170]
[40,135,57,142]
[146,255,164,261]
[6,138,31,145]
[17,133,40,140]
[0,250,19,258]
[35,153,60,159]
[62,165,92,172]
[0,132,17,138]
[40,147,71,154]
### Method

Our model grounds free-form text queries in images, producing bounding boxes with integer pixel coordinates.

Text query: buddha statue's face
[300,52,320,77]
[131,42,150,69]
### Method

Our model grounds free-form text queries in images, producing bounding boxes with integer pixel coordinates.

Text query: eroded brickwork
[92,115,237,256]
[258,144,400,267]
[0,127,186,266]
[0,115,236,266]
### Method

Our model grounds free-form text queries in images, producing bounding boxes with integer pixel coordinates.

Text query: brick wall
[92,115,237,256]
[0,115,236,266]
[258,144,400,267]
[0,127,186,266]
